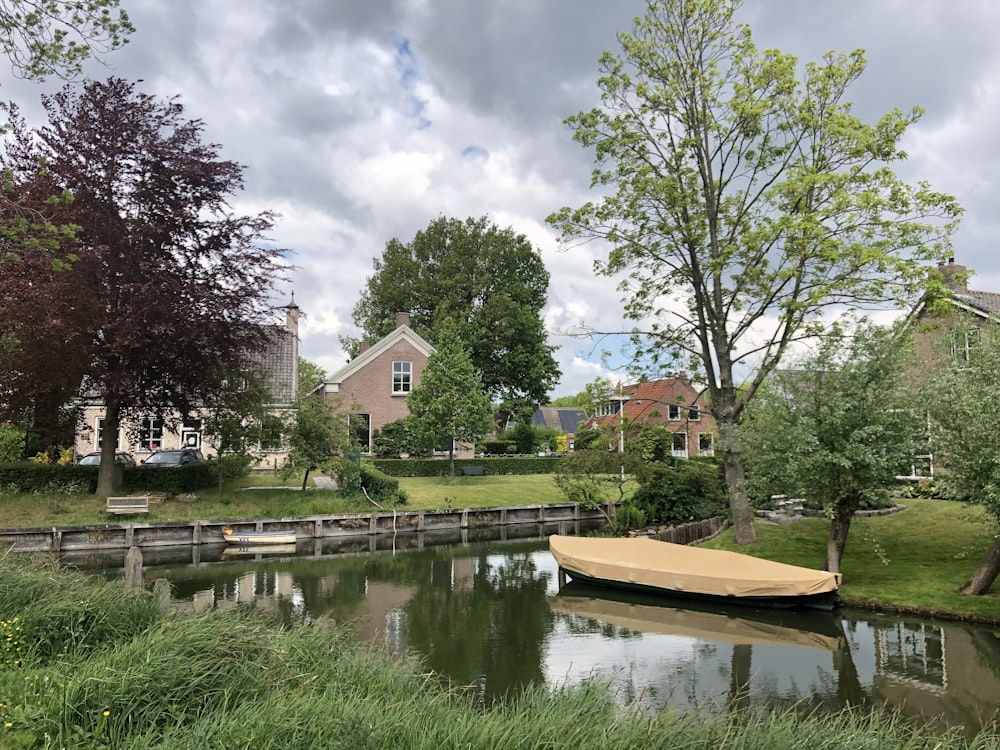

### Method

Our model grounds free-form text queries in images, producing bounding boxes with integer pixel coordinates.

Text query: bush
[360,463,407,505]
[0,427,26,462]
[482,440,514,455]
[628,458,727,525]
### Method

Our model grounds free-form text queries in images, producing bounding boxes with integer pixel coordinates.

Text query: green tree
[406,318,494,477]
[548,0,961,544]
[740,320,919,572]
[926,320,1000,595]
[297,357,326,399]
[0,0,132,82]
[282,396,354,492]
[352,215,560,412]
[0,424,25,461]
[200,369,277,494]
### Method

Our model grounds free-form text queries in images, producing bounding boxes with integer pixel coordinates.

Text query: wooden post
[124,546,143,589]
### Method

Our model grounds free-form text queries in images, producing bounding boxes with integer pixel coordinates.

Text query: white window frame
[671,432,688,458]
[952,326,980,363]
[698,433,714,456]
[95,417,120,449]
[181,419,202,449]
[688,405,701,421]
[667,404,681,421]
[139,417,164,451]
[392,361,412,393]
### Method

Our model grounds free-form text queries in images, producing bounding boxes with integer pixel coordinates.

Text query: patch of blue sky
[392,34,431,129]
[462,145,489,160]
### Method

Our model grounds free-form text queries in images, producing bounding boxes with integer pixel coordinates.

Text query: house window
[350,412,372,453]
[668,405,681,421]
[699,433,714,456]
[393,361,412,393]
[181,419,202,449]
[952,327,980,363]
[95,417,120,449]
[672,432,687,458]
[258,414,285,452]
[594,401,616,418]
[139,418,164,451]
[688,406,701,421]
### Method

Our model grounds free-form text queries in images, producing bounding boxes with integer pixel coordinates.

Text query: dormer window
[393,361,412,393]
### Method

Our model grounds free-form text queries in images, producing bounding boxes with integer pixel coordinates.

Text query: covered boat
[549,535,841,610]
[221,528,297,545]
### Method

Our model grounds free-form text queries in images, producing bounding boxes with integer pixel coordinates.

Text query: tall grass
[0,557,996,748]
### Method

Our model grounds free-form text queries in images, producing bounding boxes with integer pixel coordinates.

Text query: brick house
[312,312,477,457]
[901,258,1000,478]
[74,301,300,468]
[585,376,716,458]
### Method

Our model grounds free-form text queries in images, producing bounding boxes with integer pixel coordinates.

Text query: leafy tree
[406,317,494,477]
[0,424,25,461]
[740,321,919,572]
[296,356,326,399]
[548,0,961,544]
[0,78,284,496]
[554,447,642,531]
[925,320,1000,595]
[0,0,133,82]
[352,215,560,412]
[372,417,425,458]
[282,396,354,491]
[201,369,278,494]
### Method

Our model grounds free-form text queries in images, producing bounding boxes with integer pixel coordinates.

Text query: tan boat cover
[550,595,844,651]
[549,535,841,599]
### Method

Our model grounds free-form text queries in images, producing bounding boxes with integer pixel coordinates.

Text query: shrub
[360,463,407,505]
[628,458,727,525]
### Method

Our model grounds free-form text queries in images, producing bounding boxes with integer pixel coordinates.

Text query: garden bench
[461,465,486,476]
[106,496,150,514]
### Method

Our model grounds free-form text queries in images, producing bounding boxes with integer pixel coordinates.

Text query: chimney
[359,341,371,354]
[284,293,300,334]
[937,258,968,293]
[395,312,410,329]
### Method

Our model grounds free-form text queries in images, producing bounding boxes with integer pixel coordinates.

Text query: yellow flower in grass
[103,710,110,717]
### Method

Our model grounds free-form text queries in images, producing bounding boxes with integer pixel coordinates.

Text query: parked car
[78,450,136,467]
[140,448,205,467]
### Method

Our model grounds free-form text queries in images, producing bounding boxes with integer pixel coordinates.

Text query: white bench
[106,496,150,514]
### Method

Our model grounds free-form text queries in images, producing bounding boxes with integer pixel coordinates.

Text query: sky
[4,0,1000,398]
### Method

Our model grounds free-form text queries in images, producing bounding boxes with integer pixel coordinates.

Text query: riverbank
[1,554,994,749]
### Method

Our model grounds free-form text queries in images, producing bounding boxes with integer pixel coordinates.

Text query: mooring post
[124,545,143,589]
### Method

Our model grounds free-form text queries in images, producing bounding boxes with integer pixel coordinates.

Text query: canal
[74,527,1000,735]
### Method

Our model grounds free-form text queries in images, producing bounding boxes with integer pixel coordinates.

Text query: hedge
[370,456,564,477]
[359,463,406,505]
[0,455,252,496]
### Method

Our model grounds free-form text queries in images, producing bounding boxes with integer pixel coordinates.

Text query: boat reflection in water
[551,582,846,651]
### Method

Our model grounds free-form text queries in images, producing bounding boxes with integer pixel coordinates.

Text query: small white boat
[549,535,841,610]
[221,527,297,545]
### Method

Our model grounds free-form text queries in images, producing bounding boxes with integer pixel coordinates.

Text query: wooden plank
[106,496,150,514]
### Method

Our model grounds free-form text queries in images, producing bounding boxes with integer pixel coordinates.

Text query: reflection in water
[87,534,1000,735]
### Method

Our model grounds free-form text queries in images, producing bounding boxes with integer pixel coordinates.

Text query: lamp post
[618,380,625,482]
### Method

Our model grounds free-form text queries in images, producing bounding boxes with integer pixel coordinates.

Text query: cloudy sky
[5,1,1000,398]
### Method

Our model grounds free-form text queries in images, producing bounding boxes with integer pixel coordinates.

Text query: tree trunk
[716,418,756,545]
[95,398,122,497]
[301,466,312,491]
[826,512,853,574]
[959,536,1000,595]
[448,442,455,478]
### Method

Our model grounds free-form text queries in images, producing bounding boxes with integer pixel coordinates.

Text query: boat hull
[549,535,841,611]
[222,529,297,546]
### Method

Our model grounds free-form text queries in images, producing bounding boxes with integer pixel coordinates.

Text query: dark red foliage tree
[0,77,285,494]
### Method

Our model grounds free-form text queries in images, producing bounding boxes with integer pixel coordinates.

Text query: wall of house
[326,338,430,443]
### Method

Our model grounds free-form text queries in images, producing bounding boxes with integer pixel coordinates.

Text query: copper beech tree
[0,77,285,495]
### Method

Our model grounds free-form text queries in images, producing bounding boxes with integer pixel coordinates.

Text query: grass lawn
[706,497,1000,624]
[0,472,571,528]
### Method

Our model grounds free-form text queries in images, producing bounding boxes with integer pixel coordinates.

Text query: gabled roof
[312,324,434,395]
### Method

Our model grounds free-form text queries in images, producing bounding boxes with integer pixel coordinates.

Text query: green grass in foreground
[0,554,996,749]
